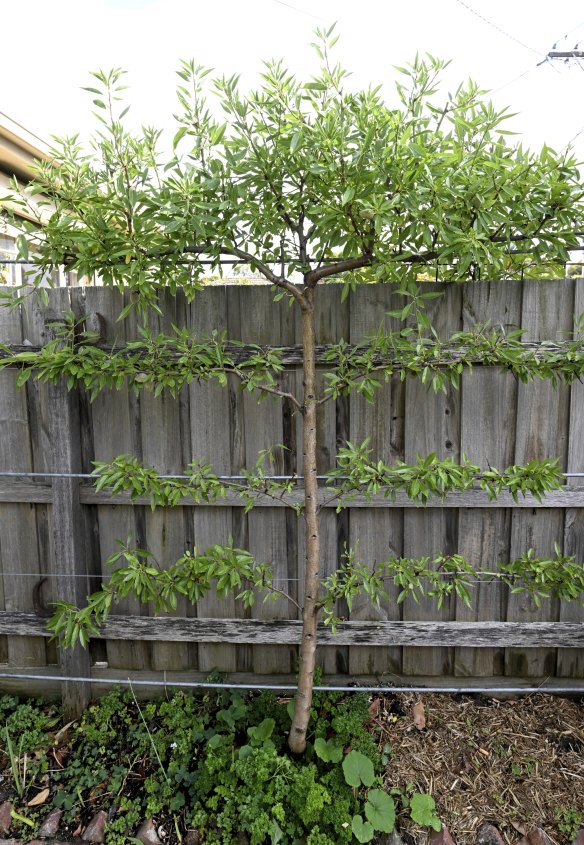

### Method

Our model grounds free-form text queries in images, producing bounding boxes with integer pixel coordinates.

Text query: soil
[374,692,584,845]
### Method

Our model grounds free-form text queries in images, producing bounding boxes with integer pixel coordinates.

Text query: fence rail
[1,280,584,716]
[1,614,583,648]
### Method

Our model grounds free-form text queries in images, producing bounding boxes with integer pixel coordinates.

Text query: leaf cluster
[92,448,298,513]
[47,540,276,649]
[0,321,287,402]
[319,545,584,629]
[5,321,584,406]
[323,322,584,400]
[327,440,563,506]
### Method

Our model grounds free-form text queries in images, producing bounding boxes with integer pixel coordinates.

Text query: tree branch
[305,254,375,286]
[227,367,303,409]
[261,583,302,612]
[225,246,304,304]
[219,477,301,513]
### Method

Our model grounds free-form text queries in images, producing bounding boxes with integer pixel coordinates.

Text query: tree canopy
[5,28,583,303]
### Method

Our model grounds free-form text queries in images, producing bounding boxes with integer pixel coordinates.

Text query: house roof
[0,113,49,183]
[0,114,51,224]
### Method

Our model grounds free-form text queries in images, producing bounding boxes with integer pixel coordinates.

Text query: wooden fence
[0,280,583,714]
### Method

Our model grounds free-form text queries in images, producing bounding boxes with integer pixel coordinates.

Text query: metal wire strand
[1,470,584,479]
[0,671,581,695]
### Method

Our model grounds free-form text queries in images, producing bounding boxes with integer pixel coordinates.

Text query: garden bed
[0,687,581,845]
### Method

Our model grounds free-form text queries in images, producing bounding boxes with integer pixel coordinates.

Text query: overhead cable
[453,0,543,57]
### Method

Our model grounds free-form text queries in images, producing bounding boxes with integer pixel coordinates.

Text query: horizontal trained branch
[1,612,583,648]
[84,450,564,513]
[43,534,583,649]
[4,478,584,507]
[3,325,584,401]
[76,485,584,508]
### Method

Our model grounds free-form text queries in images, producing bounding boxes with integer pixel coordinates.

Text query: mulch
[374,693,584,845]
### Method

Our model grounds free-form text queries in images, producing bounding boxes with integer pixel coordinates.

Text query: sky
[2,0,584,163]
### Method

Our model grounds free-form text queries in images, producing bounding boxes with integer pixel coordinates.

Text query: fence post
[46,309,91,719]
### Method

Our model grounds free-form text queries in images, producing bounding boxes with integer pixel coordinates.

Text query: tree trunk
[288,289,320,754]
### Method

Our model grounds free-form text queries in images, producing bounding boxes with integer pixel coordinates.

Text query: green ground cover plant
[0,686,439,845]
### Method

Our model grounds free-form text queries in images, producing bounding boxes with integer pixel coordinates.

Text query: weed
[554,807,583,841]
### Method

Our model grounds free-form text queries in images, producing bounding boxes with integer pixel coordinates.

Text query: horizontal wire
[0,471,313,480]
[0,570,564,583]
[2,257,584,268]
[0,670,580,695]
[2,470,584,479]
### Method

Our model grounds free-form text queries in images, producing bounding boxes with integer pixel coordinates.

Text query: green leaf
[352,815,375,843]
[15,235,29,261]
[173,126,188,149]
[364,789,396,833]
[342,749,375,787]
[314,736,343,763]
[290,131,301,153]
[341,187,355,206]
[271,821,284,845]
[248,717,275,744]
[409,793,441,831]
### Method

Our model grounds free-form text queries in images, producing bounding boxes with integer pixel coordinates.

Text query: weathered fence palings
[1,281,584,700]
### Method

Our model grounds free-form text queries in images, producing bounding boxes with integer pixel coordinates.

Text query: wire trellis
[2,470,584,479]
[0,670,581,695]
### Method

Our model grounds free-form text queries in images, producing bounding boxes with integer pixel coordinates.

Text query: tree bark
[288,288,320,754]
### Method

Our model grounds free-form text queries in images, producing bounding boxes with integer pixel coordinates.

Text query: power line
[490,64,540,95]
[453,0,543,57]
[550,18,584,49]
[0,110,50,150]
[562,124,584,153]
[270,0,326,21]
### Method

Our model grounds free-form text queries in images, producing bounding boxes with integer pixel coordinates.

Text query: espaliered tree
[2,28,584,754]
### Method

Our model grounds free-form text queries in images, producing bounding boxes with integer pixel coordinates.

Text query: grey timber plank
[1,612,583,648]
[0,292,46,668]
[348,285,403,676]
[306,286,348,673]
[403,284,462,675]
[84,288,150,670]
[0,480,52,502]
[20,291,54,625]
[45,289,92,717]
[558,276,584,678]
[455,281,520,677]
[243,288,295,674]
[3,339,583,369]
[506,280,573,678]
[79,485,584,508]
[141,290,190,671]
[68,289,106,666]
[190,287,237,672]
